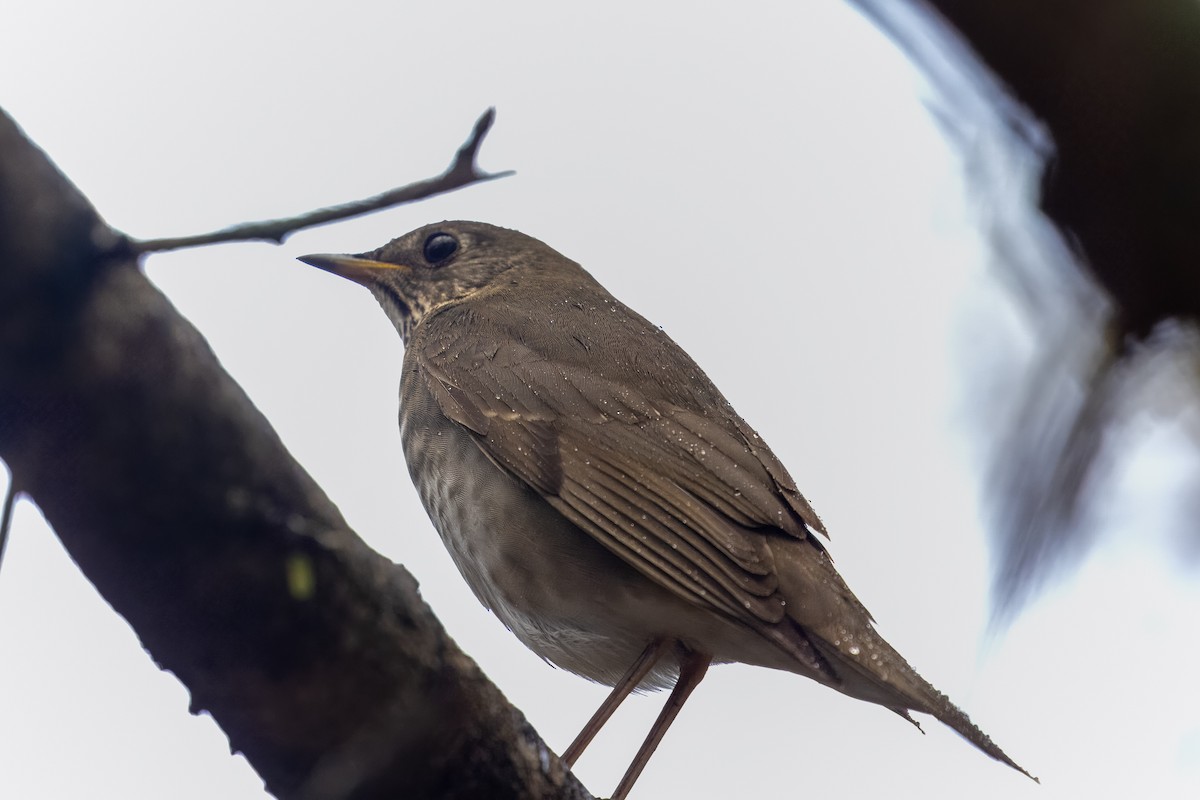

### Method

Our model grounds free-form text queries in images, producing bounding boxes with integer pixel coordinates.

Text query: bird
[299,221,1034,798]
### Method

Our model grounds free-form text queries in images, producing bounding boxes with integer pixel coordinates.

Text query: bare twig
[132,107,513,255]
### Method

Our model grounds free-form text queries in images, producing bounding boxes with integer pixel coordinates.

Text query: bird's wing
[414,314,827,637]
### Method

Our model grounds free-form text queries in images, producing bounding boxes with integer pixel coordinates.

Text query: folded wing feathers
[560,433,786,623]
[421,344,819,629]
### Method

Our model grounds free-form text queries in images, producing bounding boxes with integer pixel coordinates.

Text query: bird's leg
[562,638,672,767]
[611,648,711,800]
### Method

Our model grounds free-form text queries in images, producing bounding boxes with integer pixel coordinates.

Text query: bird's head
[299,220,562,341]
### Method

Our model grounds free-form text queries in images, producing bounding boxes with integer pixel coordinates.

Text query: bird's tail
[809,626,1038,781]
[777,541,1037,781]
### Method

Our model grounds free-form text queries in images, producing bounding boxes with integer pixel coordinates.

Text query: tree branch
[0,475,16,576]
[849,0,1200,614]
[132,107,514,255]
[0,106,589,800]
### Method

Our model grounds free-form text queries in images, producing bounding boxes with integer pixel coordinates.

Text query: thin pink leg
[611,649,711,800]
[562,638,672,767]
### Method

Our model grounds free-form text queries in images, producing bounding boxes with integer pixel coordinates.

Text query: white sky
[2,2,1199,798]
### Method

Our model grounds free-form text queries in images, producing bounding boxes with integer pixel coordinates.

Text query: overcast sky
[3,2,1199,798]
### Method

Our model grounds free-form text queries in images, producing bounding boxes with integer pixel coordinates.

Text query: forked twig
[132,108,513,255]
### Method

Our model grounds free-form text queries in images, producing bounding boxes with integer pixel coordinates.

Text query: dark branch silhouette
[852,0,1200,617]
[0,475,16,576]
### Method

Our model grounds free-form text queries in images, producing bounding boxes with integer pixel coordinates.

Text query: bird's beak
[297,253,410,286]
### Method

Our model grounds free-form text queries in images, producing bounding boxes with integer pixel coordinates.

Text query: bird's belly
[400,378,683,687]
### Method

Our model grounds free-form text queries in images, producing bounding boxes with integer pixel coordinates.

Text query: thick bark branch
[0,108,590,800]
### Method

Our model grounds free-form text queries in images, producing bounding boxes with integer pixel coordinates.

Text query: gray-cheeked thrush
[300,221,1033,798]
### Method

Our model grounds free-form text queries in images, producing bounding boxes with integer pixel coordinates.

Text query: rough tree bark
[0,108,591,800]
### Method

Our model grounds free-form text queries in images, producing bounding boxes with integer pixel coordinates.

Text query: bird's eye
[423,232,459,265]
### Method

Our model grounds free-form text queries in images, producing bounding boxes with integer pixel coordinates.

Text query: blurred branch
[0,106,589,800]
[0,473,15,576]
[850,0,1200,615]
[922,0,1200,336]
[132,107,514,254]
